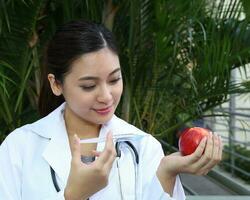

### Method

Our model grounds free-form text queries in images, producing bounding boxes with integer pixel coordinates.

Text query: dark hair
[38,19,118,117]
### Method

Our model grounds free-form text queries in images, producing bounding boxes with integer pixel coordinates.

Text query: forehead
[69,48,120,77]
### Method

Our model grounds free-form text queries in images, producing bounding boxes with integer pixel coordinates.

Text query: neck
[64,105,100,139]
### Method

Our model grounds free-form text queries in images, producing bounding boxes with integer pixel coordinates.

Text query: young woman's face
[60,48,123,125]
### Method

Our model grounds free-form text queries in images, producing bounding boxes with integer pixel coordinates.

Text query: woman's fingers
[204,133,214,159]
[97,132,116,167]
[91,132,116,176]
[218,135,223,160]
[92,150,101,157]
[71,134,81,165]
[66,133,117,198]
[194,134,214,169]
[103,132,117,170]
[212,133,221,162]
[189,136,207,162]
[200,134,222,171]
[190,133,222,174]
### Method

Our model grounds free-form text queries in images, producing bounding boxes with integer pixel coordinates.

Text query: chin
[95,113,114,125]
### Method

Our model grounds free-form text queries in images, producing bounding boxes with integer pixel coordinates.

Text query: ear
[47,74,63,96]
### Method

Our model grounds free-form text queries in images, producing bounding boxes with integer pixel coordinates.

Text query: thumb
[72,134,81,165]
[92,150,101,157]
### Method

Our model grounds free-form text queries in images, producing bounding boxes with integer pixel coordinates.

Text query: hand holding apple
[178,127,211,156]
[157,129,222,195]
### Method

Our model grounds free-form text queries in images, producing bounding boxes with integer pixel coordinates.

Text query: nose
[97,85,113,103]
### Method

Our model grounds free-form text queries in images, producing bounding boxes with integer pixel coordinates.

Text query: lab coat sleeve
[140,135,186,200]
[43,191,65,200]
[146,173,186,200]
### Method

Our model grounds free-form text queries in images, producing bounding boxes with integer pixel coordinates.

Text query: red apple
[178,127,210,156]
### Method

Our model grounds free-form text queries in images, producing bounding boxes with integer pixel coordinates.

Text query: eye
[80,85,96,91]
[110,77,121,84]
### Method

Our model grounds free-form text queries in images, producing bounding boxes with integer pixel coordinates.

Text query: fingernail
[73,134,79,144]
[202,136,207,143]
[108,131,113,138]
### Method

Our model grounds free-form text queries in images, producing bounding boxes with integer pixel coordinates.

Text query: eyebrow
[78,68,121,81]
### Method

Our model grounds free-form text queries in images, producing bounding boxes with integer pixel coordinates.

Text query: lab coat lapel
[42,124,71,186]
[41,105,71,186]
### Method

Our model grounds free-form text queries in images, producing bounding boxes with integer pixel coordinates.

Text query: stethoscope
[50,140,139,199]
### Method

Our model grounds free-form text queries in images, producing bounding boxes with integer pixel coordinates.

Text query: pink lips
[94,106,112,115]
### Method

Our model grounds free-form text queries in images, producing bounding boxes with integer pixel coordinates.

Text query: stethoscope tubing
[116,141,139,200]
[50,166,60,192]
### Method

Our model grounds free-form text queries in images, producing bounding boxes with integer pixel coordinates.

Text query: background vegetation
[0,0,250,144]
[222,144,250,183]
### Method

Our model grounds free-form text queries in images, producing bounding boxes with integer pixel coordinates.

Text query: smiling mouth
[94,106,113,115]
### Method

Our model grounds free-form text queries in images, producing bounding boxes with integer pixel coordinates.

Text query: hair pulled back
[38,20,118,117]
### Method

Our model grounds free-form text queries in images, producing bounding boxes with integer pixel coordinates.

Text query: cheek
[64,88,94,107]
[113,83,123,100]
[78,93,96,106]
[70,96,94,116]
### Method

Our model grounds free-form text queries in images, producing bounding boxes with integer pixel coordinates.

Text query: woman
[0,20,222,200]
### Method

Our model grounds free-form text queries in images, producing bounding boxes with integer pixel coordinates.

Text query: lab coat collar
[29,103,67,139]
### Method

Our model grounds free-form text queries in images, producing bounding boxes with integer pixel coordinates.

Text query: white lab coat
[0,103,185,200]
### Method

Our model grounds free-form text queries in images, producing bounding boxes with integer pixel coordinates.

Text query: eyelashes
[80,77,121,91]
[80,85,95,91]
[110,77,121,84]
